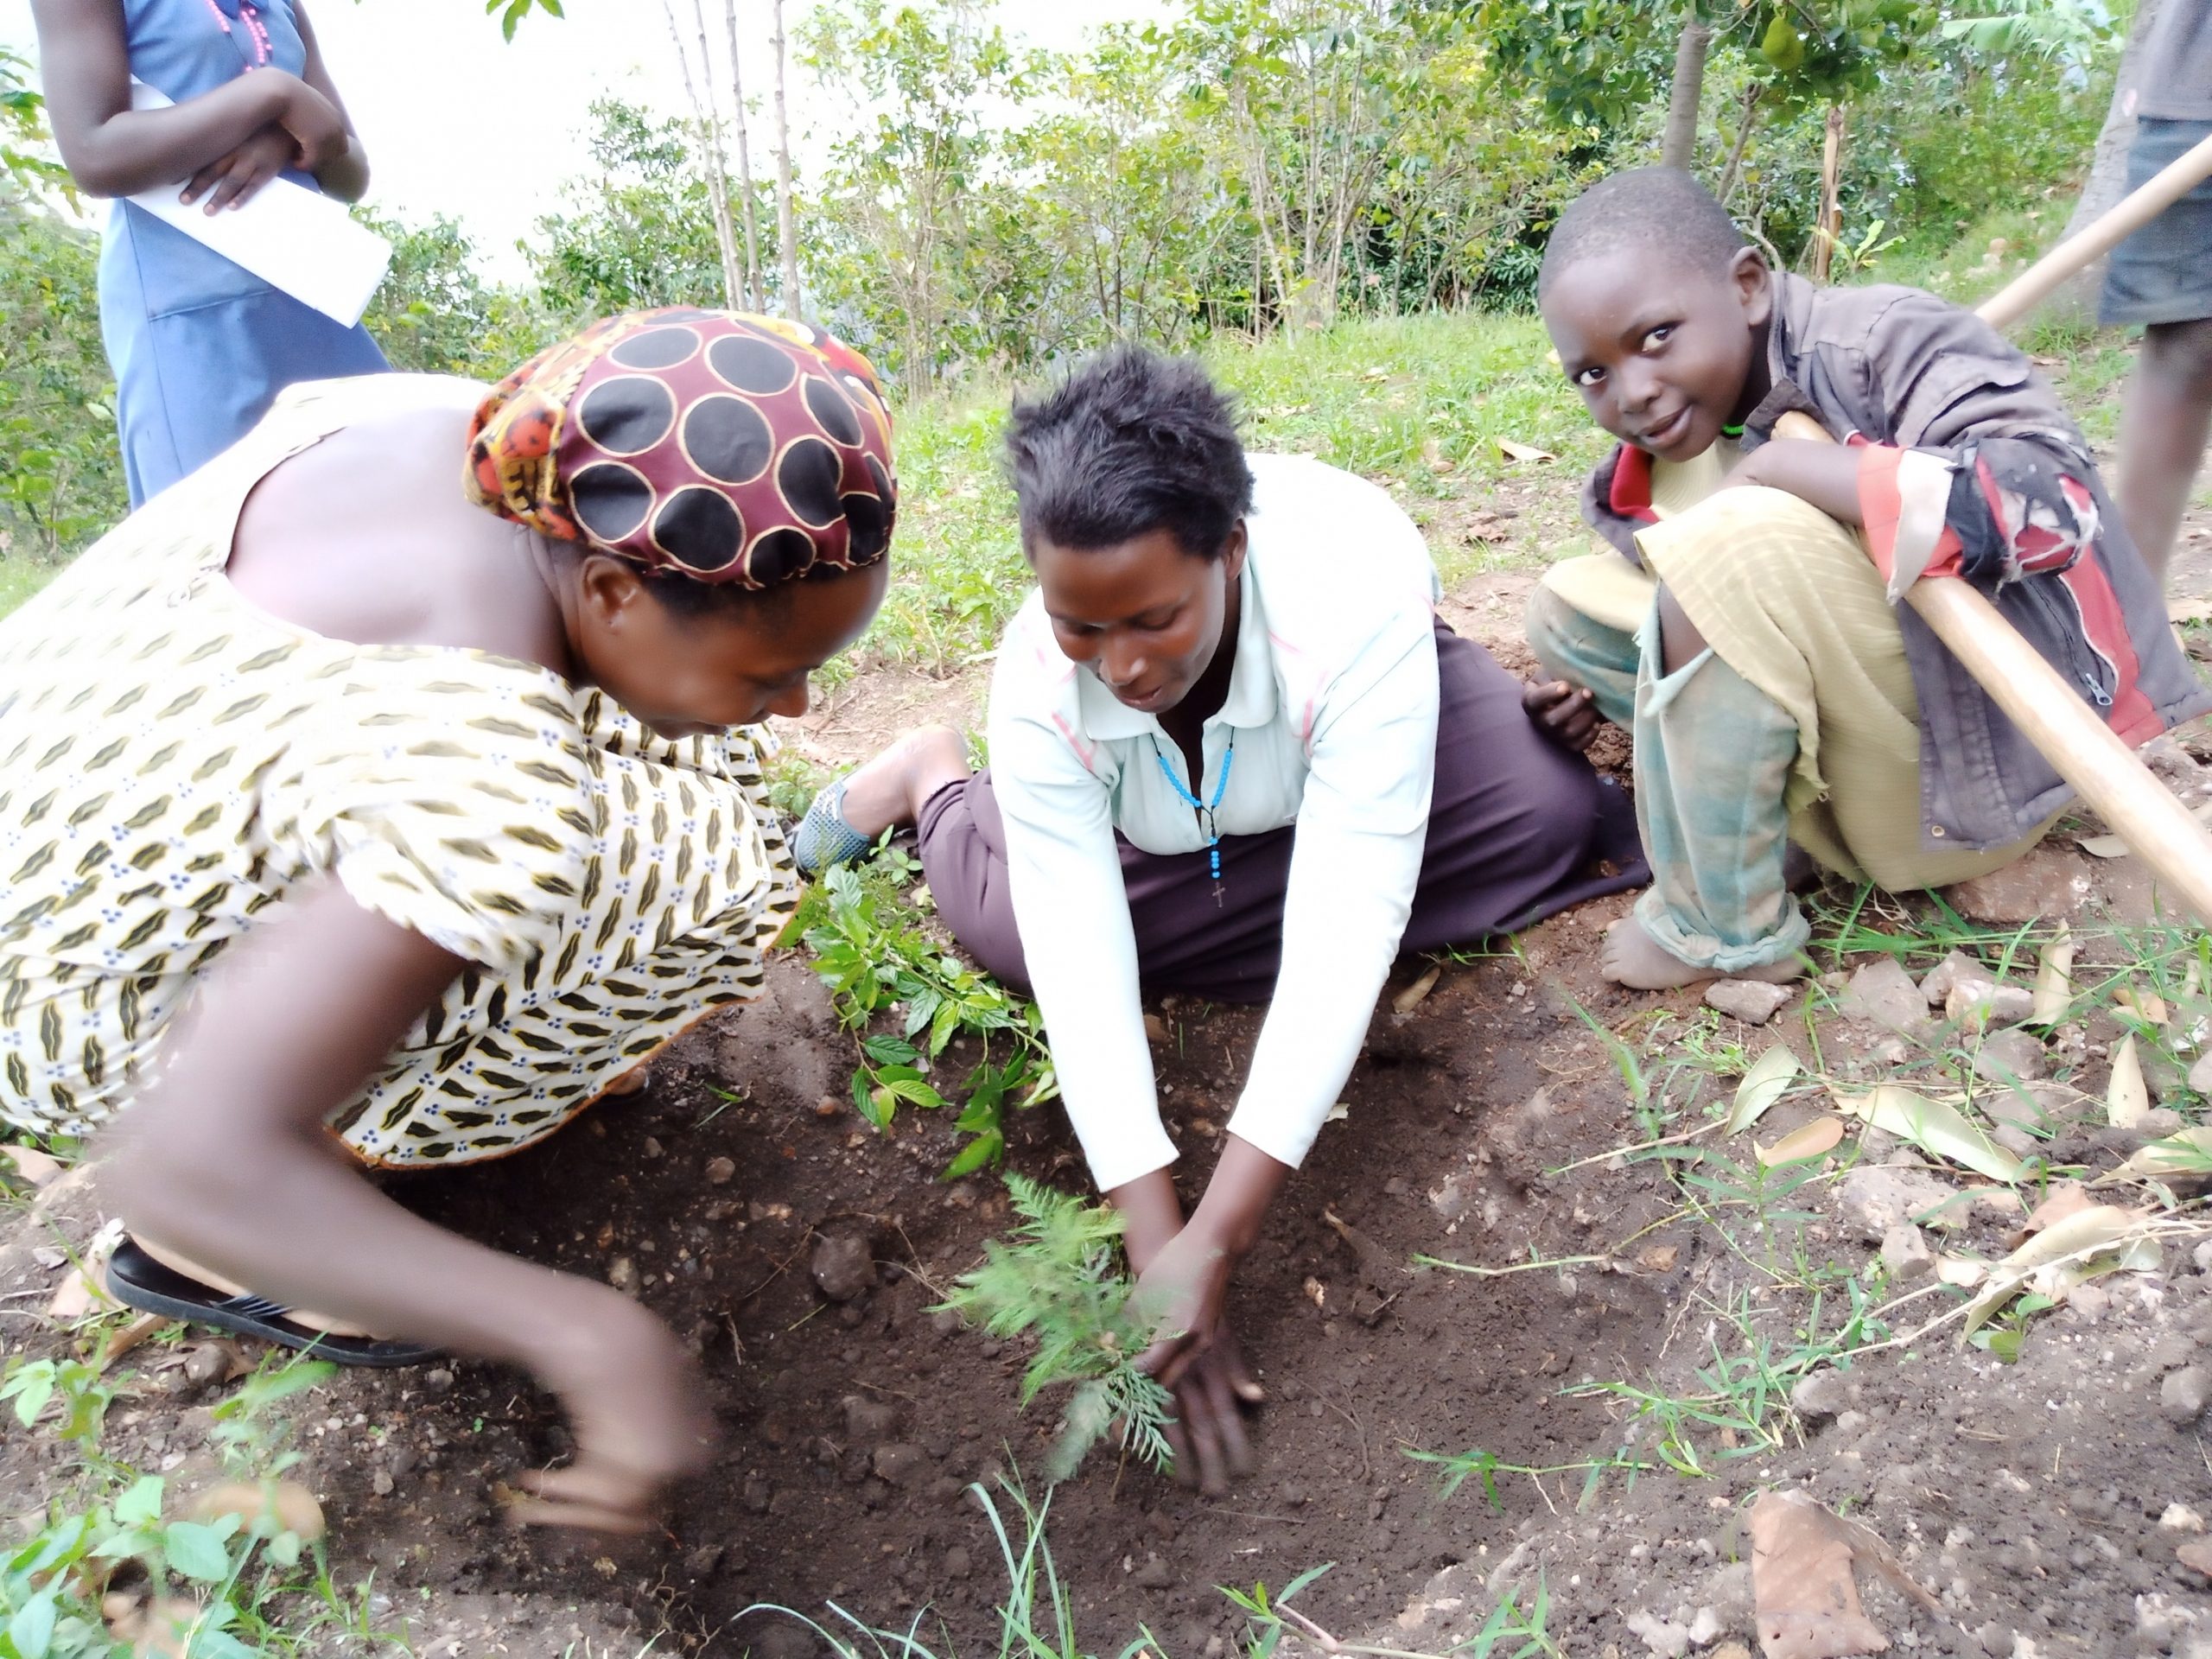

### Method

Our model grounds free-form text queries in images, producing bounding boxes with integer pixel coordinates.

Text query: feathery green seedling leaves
[938,1175,1173,1482]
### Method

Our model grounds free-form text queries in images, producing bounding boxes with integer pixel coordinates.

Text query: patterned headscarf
[467,308,897,589]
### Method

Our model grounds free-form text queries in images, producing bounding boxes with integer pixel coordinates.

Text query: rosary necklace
[1151,734,1236,906]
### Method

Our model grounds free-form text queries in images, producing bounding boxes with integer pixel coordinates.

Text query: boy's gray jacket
[1581,269,2211,853]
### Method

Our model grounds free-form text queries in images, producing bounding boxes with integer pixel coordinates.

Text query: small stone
[811,1233,875,1303]
[1839,1166,1958,1242]
[423,1368,454,1393]
[1704,979,1793,1025]
[1993,1123,2039,1159]
[1944,846,2097,925]
[1143,1014,1170,1045]
[944,1546,972,1580]
[1946,980,2035,1028]
[2179,1538,2212,1579]
[2161,1504,2206,1534]
[1974,1624,2017,1657]
[607,1256,640,1296]
[705,1156,736,1185]
[1686,1610,1722,1646]
[1919,950,1982,1006]
[371,1468,394,1497]
[182,1344,237,1389]
[1973,1029,2046,1084]
[1712,1646,1753,1659]
[1840,958,1927,1030]
[1132,1554,1173,1590]
[1624,1610,1691,1658]
[844,1395,900,1441]
[872,1443,930,1487]
[2162,1365,2211,1425]
[687,1544,726,1578]
[1882,1224,1935,1284]
[742,1477,772,1514]
[642,1136,664,1160]
[1791,1371,1848,1425]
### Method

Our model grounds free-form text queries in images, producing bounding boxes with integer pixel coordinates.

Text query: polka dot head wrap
[466,308,897,589]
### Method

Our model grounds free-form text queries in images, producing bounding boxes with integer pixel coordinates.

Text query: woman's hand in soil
[1522,679,1599,752]
[1128,1228,1258,1494]
[505,1294,717,1532]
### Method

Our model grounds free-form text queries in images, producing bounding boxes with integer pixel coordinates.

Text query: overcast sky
[1,0,1160,279]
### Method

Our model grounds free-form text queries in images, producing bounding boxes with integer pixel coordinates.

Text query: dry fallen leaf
[48,1263,113,1321]
[1496,438,1557,464]
[2076,832,2132,858]
[1393,964,1441,1014]
[2017,1180,2095,1240]
[1727,1046,1802,1135]
[2030,925,2074,1025]
[2116,985,2170,1026]
[1757,1116,1847,1166]
[2091,1124,2212,1191]
[2107,1033,2150,1129]
[1636,1243,1679,1272]
[1830,1084,2025,1182]
[1963,1202,2161,1334]
[1751,1489,1938,1658]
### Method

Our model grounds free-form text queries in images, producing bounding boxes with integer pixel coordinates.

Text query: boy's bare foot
[836,724,972,836]
[1600,915,1805,991]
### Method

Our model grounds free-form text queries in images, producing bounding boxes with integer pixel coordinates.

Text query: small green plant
[791,856,1056,1177]
[1224,1563,1562,1659]
[938,1175,1173,1482]
[1404,1442,1649,1512]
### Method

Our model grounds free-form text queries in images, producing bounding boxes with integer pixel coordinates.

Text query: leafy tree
[529,98,728,321]
[0,200,124,561]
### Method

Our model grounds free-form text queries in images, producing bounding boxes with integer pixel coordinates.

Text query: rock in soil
[1839,1166,1958,1242]
[1704,979,1794,1025]
[2161,1504,2206,1534]
[811,1232,876,1302]
[1918,950,1981,1007]
[1791,1370,1848,1425]
[1946,981,2035,1028]
[2161,1365,2210,1426]
[1837,958,1926,1030]
[1943,846,2097,924]
[1133,1555,1173,1590]
[871,1443,930,1487]
[2190,1051,2212,1096]
[1881,1223,1935,1284]
[1972,1029,2046,1084]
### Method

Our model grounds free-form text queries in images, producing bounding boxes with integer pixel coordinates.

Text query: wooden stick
[1771,410,2212,925]
[1978,130,2212,332]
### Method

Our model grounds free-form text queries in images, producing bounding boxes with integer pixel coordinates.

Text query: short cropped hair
[1004,346,1254,561]
[1538,168,1751,302]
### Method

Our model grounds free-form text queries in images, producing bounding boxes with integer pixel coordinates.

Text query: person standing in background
[2105,0,2212,587]
[30,0,388,506]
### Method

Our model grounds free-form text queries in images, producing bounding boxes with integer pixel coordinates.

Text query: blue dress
[98,0,387,505]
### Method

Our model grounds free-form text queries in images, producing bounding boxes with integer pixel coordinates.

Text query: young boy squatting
[1522,168,2209,990]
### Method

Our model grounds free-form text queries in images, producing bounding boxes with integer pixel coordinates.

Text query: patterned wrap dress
[0,372,800,1166]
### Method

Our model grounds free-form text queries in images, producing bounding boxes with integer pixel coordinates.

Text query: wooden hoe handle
[1770,409,2212,925]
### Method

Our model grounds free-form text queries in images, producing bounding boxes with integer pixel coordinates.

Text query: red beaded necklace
[200,0,273,67]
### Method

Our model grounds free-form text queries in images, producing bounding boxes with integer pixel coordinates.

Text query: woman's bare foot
[836,725,972,837]
[1600,915,1806,991]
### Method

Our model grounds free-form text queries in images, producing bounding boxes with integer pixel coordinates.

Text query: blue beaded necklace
[1152,734,1236,906]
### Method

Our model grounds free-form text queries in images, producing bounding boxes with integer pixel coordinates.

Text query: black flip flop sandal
[105,1239,442,1369]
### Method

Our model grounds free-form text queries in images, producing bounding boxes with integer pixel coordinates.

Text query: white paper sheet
[123,80,391,327]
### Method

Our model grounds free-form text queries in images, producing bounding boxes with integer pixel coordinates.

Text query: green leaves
[799,858,1056,1176]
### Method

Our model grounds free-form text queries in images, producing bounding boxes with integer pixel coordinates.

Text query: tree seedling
[938,1175,1173,1483]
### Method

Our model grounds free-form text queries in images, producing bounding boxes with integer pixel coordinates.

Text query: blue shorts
[2101,117,2212,327]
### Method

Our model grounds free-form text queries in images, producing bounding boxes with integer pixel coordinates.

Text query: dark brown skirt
[916,622,1648,1004]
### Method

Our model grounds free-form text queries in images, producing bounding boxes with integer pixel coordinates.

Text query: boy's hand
[1522,679,1599,752]
[1720,439,1866,526]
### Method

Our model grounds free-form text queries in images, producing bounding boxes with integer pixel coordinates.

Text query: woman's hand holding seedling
[1116,1136,1289,1495]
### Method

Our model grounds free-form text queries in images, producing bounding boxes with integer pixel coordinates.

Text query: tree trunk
[2042,0,2167,324]
[771,0,802,321]
[1661,13,1713,171]
[660,0,739,307]
[723,0,764,310]
[1716,82,1762,206]
[1809,104,1847,282]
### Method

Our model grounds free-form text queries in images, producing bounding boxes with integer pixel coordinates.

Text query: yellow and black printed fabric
[0,372,799,1166]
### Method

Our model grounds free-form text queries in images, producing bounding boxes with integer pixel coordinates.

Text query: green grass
[0,554,54,624]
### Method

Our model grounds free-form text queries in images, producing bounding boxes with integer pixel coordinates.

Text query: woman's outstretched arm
[106,876,711,1531]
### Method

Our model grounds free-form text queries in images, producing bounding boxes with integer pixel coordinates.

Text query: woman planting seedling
[794,346,1645,1490]
[0,308,896,1533]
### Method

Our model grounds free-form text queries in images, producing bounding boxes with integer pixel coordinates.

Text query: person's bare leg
[2119,317,2212,588]
[835,725,972,837]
